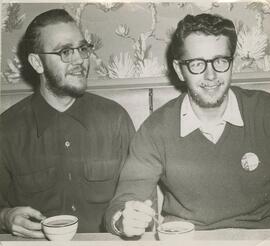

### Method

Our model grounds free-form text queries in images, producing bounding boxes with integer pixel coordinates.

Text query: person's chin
[74,83,87,95]
[62,83,87,98]
[199,98,224,108]
[67,88,86,98]
[68,77,87,89]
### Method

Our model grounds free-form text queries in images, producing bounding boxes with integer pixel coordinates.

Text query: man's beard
[188,82,230,108]
[43,67,87,98]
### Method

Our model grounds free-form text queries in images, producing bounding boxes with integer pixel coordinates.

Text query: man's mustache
[67,66,87,74]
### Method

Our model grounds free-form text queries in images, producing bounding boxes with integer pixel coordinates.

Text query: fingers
[12,224,45,239]
[24,206,46,221]
[121,200,155,237]
[125,200,155,217]
[144,200,153,207]
[18,216,42,231]
[122,226,146,237]
[122,206,152,227]
[3,206,46,239]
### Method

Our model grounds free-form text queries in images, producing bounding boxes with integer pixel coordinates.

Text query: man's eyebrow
[184,54,231,60]
[52,43,72,51]
[52,40,88,51]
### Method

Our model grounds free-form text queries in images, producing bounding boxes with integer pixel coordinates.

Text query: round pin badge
[241,152,260,171]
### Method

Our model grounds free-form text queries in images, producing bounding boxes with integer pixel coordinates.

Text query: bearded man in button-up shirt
[0,9,135,238]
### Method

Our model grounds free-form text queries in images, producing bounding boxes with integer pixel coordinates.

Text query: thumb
[144,200,153,207]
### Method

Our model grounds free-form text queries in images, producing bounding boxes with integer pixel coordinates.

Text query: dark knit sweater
[106,86,270,231]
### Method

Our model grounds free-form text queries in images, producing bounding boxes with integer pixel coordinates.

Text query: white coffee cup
[157,221,195,241]
[41,215,78,241]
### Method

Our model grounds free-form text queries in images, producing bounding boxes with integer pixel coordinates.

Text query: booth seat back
[1,83,270,129]
[0,86,181,129]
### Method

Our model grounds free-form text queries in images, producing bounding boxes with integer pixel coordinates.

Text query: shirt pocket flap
[83,159,120,181]
[15,167,57,193]
[82,159,121,203]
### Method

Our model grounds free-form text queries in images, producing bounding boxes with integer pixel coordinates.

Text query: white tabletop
[0,229,270,246]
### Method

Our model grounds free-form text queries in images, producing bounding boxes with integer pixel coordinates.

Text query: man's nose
[204,62,217,80]
[71,49,84,64]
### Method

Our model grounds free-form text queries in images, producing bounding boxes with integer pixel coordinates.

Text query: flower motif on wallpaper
[96,21,166,79]
[84,29,103,51]
[107,52,136,79]
[83,28,111,78]
[103,3,166,79]
[192,2,220,12]
[2,48,22,84]
[95,3,124,13]
[64,3,89,27]
[3,2,270,84]
[2,3,25,32]
[1,3,25,83]
[115,24,130,38]
[133,33,149,63]
[136,56,166,78]
[173,2,220,12]
[99,52,165,79]
[246,2,270,15]
[235,12,270,72]
[64,2,124,27]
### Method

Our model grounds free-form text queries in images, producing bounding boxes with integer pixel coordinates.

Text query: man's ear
[173,60,184,81]
[28,53,44,74]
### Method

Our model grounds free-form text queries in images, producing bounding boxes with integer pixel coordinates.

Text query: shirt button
[71,205,76,212]
[65,141,70,148]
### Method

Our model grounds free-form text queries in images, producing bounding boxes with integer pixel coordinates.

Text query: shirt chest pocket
[82,159,121,203]
[15,167,57,194]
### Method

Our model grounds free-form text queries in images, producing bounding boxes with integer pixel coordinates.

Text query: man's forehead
[182,33,230,58]
[40,22,84,48]
[184,32,229,43]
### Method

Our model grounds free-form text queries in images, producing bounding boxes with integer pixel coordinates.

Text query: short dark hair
[24,8,75,55]
[171,13,237,60]
[17,9,76,88]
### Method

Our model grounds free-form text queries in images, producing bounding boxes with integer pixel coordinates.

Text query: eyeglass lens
[61,45,91,63]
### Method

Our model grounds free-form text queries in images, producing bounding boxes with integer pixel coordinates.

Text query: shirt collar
[180,89,244,137]
[31,91,89,137]
[222,89,244,127]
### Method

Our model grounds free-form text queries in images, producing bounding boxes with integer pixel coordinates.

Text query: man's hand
[120,200,155,237]
[0,206,46,238]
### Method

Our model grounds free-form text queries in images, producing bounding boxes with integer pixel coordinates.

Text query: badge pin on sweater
[241,152,260,171]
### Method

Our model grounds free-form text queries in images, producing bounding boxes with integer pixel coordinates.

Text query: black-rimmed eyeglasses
[177,56,233,75]
[37,43,94,63]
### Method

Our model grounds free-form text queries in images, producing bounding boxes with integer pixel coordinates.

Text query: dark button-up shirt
[0,91,135,232]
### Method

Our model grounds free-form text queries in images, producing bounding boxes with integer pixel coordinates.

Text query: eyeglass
[177,56,233,75]
[37,43,94,63]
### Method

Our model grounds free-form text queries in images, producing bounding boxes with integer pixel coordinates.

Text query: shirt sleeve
[263,93,270,137]
[105,123,163,234]
[117,109,136,171]
[0,137,11,233]
[0,136,10,210]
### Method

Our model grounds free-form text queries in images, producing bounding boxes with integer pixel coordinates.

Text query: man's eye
[215,58,228,65]
[79,45,89,53]
[61,48,73,57]
[190,60,204,68]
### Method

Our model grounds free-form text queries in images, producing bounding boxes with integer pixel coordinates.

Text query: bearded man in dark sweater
[105,13,270,237]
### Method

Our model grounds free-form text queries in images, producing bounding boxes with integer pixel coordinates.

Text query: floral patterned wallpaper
[1,1,270,85]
